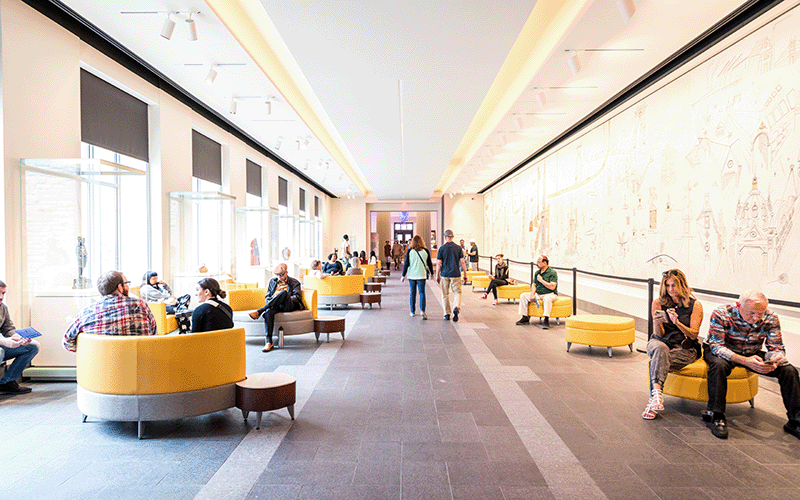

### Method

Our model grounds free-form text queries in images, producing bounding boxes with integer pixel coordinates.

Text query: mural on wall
[485,6,800,302]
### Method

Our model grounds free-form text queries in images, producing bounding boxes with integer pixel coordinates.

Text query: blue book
[15,327,42,338]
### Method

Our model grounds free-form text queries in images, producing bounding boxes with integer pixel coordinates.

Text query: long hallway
[3,272,799,500]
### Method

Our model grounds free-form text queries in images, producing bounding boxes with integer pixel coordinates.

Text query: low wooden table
[236,372,296,430]
[365,282,382,293]
[370,276,387,284]
[360,292,382,309]
[314,316,346,342]
[379,270,390,277]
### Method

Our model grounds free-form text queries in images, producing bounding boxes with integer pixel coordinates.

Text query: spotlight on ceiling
[568,52,581,76]
[478,159,484,168]
[536,92,547,110]
[514,117,523,131]
[500,135,507,146]
[304,160,309,170]
[302,138,310,148]
[229,98,237,114]
[275,137,282,150]
[265,98,272,115]
[488,148,494,159]
[186,14,198,41]
[617,0,636,24]
[449,192,454,199]
[205,65,217,85]
[161,13,175,40]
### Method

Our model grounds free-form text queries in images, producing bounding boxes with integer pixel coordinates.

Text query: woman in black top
[322,253,344,276]
[643,269,704,419]
[481,254,510,305]
[191,278,234,333]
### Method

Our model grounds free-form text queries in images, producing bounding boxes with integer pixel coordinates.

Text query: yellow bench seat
[565,314,635,357]
[662,358,758,406]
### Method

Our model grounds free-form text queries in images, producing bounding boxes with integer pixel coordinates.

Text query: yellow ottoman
[662,358,758,406]
[471,275,491,291]
[565,314,635,358]
[464,270,485,281]
[528,296,573,324]
[497,284,530,302]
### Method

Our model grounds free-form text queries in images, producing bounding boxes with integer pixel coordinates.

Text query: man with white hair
[703,290,800,440]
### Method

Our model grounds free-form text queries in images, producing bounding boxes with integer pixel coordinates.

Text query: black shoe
[784,420,800,440]
[542,317,550,330]
[0,381,32,395]
[453,308,459,322]
[516,316,530,325]
[444,314,450,321]
[701,410,714,423]
[710,419,728,439]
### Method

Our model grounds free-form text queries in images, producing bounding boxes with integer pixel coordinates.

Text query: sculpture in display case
[73,236,90,289]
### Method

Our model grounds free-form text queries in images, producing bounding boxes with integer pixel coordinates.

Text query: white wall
[326,198,367,257]
[443,194,484,251]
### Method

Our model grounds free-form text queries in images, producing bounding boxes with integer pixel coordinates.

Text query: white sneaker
[422,312,427,320]
[409,312,415,317]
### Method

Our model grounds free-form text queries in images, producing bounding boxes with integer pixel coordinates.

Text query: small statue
[73,236,91,289]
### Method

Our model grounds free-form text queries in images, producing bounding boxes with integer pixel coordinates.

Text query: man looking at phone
[0,280,39,395]
[516,255,558,329]
[704,290,800,440]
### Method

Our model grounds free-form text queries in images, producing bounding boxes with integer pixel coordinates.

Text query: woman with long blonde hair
[401,235,434,319]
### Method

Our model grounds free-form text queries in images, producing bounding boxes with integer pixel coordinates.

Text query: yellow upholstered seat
[227,287,317,319]
[528,296,573,320]
[497,284,529,301]
[362,264,375,284]
[464,270,485,280]
[303,275,364,308]
[565,314,635,357]
[130,286,179,334]
[662,358,758,405]
[471,275,491,290]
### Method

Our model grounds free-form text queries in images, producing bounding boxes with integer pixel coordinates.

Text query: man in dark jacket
[250,263,304,352]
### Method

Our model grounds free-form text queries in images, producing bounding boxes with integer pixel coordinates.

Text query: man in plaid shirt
[63,271,157,352]
[703,290,800,440]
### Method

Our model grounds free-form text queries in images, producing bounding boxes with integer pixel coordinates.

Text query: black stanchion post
[647,277,654,340]
[530,262,535,286]
[572,267,577,315]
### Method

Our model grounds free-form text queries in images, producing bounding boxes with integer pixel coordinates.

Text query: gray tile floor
[3,273,800,499]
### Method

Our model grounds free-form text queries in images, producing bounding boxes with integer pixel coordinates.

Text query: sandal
[642,403,657,420]
[651,389,664,411]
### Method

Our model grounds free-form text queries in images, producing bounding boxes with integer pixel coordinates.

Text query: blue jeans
[0,340,40,383]
[409,279,426,313]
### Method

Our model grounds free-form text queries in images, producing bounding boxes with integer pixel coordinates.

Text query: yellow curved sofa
[362,264,375,284]
[76,327,246,438]
[662,358,758,406]
[227,288,317,346]
[565,314,635,357]
[303,275,364,308]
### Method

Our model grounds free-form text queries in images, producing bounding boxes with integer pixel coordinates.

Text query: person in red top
[63,271,157,352]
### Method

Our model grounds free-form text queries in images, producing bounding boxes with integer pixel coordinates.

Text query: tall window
[245,160,266,268]
[191,131,225,272]
[271,176,293,264]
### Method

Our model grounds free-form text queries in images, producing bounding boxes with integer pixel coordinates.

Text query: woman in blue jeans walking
[401,235,434,320]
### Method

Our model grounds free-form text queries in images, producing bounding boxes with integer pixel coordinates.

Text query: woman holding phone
[643,269,704,419]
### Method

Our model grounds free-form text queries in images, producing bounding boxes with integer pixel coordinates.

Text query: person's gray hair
[97,271,125,296]
[739,290,767,307]
[0,280,6,288]
[444,229,454,239]
[350,256,361,269]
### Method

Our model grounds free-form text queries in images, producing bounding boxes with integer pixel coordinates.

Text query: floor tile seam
[450,314,609,500]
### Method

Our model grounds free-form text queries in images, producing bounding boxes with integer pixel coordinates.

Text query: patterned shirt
[707,304,783,361]
[63,294,157,352]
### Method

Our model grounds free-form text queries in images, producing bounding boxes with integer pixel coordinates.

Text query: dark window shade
[278,177,288,207]
[80,69,149,162]
[299,188,306,213]
[246,159,262,197]
[315,196,320,218]
[192,130,222,185]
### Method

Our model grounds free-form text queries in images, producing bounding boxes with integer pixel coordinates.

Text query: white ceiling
[61,0,750,200]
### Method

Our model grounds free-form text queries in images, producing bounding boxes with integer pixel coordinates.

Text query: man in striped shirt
[703,290,800,440]
[63,271,157,352]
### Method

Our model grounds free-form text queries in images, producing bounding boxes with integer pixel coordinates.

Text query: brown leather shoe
[249,311,261,320]
[262,343,273,352]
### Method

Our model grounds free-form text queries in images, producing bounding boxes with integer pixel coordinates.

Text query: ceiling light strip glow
[434,0,593,196]
[203,0,372,198]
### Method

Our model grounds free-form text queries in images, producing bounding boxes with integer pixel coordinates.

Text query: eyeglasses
[662,270,679,278]
[122,281,131,285]
[276,271,287,277]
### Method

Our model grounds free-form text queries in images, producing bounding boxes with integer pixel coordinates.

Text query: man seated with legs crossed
[516,255,557,329]
[0,280,39,395]
[703,290,800,440]
[250,263,304,352]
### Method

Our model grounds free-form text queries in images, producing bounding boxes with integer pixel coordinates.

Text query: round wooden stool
[236,372,296,429]
[365,282,382,293]
[314,316,346,342]
[360,292,382,309]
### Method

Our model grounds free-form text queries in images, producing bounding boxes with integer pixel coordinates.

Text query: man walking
[436,229,466,322]
[516,255,558,329]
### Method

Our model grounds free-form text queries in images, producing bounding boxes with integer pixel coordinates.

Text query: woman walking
[401,235,434,320]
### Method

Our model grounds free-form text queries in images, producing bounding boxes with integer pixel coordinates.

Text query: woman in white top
[401,235,434,319]
[368,250,378,265]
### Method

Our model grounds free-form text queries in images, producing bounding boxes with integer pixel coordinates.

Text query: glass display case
[169,191,236,299]
[235,205,271,286]
[20,158,147,377]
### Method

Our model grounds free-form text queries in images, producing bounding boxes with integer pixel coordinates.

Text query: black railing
[477,255,800,340]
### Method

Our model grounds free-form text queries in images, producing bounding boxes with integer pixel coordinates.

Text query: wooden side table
[236,372,296,429]
[364,282,382,293]
[360,292,382,309]
[314,316,345,342]
[370,276,387,284]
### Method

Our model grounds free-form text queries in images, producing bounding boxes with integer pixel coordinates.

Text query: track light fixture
[500,135,507,146]
[229,98,237,114]
[275,137,282,150]
[302,138,310,149]
[617,0,636,24]
[488,148,494,159]
[265,98,272,115]
[161,13,175,40]
[449,192,454,199]
[304,160,309,170]
[205,65,217,85]
[186,13,198,41]
[478,159,484,168]
[568,52,581,76]
[536,92,546,110]
[514,117,523,131]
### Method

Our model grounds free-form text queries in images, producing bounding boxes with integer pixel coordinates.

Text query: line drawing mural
[485,6,800,302]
